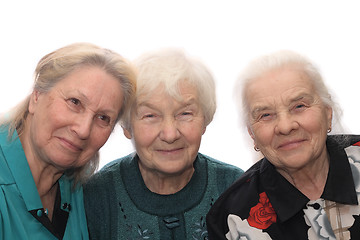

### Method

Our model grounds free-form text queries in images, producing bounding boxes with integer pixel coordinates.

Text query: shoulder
[0,130,17,185]
[206,159,265,236]
[327,134,360,148]
[0,156,12,185]
[198,153,245,195]
[209,159,264,211]
[101,153,135,171]
[198,153,244,174]
[327,135,360,159]
[84,153,134,192]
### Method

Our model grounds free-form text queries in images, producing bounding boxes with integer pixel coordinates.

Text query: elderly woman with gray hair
[206,50,360,239]
[0,42,136,239]
[84,48,244,240]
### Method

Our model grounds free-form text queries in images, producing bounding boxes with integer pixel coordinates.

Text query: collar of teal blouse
[1,129,72,212]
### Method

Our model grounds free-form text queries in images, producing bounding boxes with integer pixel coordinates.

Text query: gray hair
[234,50,342,131]
[0,42,136,184]
[122,48,216,132]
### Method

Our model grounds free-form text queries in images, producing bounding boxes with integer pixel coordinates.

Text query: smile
[58,137,83,152]
[156,148,184,155]
[278,139,305,150]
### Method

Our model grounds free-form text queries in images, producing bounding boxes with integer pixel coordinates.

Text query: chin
[160,166,190,176]
[50,158,79,170]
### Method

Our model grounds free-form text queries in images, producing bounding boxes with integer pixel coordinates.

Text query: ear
[247,125,255,140]
[202,126,207,135]
[122,126,132,139]
[326,106,333,130]
[28,90,40,114]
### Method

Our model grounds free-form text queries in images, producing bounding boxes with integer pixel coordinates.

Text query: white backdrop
[1,0,359,171]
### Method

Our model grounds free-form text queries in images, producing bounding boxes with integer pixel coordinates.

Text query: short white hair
[234,50,342,130]
[122,48,216,131]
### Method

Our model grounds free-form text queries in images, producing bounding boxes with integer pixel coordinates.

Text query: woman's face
[26,66,123,170]
[124,81,206,177]
[246,66,332,172]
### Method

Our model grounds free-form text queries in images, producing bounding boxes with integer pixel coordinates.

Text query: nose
[71,113,93,140]
[159,118,180,143]
[274,113,299,135]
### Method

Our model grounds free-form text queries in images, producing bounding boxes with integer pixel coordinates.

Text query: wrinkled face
[246,66,332,172]
[124,81,206,176]
[26,66,123,170]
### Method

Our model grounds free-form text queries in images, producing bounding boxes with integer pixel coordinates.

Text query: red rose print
[247,192,277,230]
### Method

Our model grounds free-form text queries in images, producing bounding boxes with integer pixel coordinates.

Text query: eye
[292,103,307,113]
[144,114,156,118]
[140,113,160,123]
[181,111,192,116]
[69,98,81,106]
[177,111,194,120]
[67,97,82,111]
[258,112,273,121]
[96,114,111,126]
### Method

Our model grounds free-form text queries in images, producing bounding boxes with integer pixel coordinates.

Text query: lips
[154,147,185,155]
[157,148,183,152]
[58,137,83,152]
[277,139,305,150]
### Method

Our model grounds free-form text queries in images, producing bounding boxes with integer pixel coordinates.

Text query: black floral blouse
[206,135,360,240]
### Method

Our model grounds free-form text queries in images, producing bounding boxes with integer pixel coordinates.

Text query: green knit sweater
[84,153,243,240]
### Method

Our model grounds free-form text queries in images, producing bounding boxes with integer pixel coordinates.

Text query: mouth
[58,137,83,152]
[156,147,184,153]
[278,139,305,150]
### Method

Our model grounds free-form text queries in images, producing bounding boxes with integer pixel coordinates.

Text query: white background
[1,0,359,171]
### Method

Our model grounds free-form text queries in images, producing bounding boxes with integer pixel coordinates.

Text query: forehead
[137,81,199,105]
[246,67,316,106]
[52,66,123,109]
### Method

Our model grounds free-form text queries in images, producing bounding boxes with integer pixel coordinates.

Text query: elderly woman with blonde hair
[84,48,243,240]
[0,42,136,239]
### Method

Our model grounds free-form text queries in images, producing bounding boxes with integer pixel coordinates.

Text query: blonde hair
[0,42,136,184]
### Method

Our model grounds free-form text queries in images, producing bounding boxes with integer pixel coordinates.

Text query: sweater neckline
[120,154,208,216]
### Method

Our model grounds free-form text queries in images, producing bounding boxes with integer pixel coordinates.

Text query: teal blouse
[0,129,89,240]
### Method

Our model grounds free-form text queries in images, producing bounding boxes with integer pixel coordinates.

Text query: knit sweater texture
[84,153,243,240]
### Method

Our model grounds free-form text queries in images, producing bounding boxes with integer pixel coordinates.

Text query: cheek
[186,130,203,145]
[39,101,70,130]
[89,129,112,149]
[252,124,274,146]
[133,125,158,147]
[180,121,205,140]
[302,111,328,134]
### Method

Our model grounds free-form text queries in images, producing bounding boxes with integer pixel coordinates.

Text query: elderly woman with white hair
[84,48,243,240]
[206,50,360,239]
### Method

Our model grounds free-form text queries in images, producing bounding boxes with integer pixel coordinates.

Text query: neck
[23,144,62,221]
[19,123,64,220]
[138,163,195,195]
[277,152,330,200]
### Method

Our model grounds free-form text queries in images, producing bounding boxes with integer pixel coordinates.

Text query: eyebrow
[73,89,118,115]
[136,102,158,111]
[76,90,90,103]
[250,92,314,117]
[137,97,197,108]
[288,93,314,103]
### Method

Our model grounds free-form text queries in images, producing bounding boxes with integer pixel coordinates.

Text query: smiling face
[124,81,206,177]
[246,66,332,173]
[25,66,123,170]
